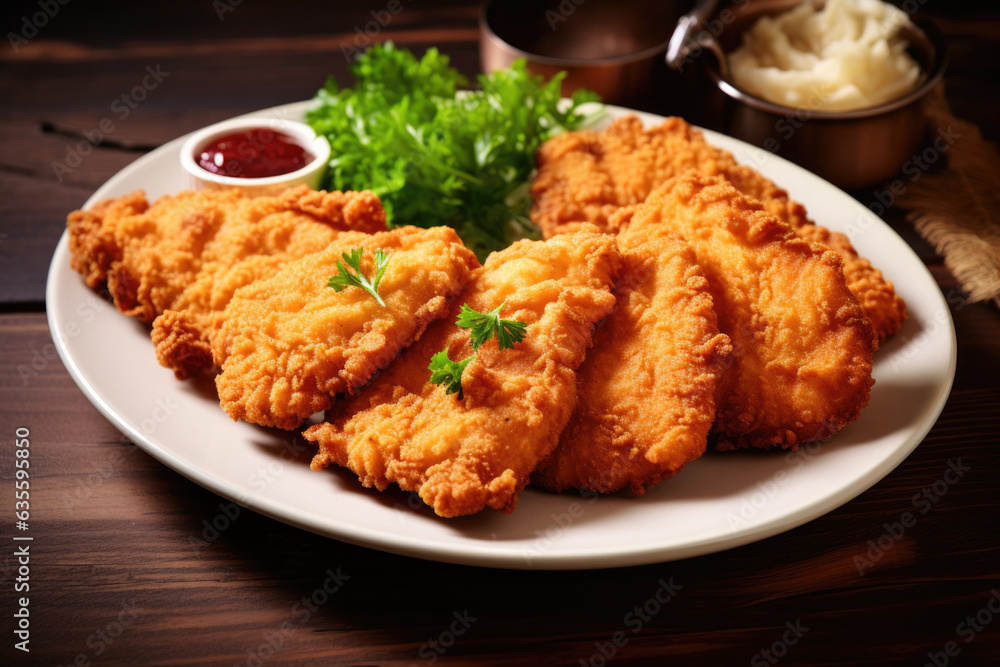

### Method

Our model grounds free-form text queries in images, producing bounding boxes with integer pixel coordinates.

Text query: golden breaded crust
[614,174,875,450]
[533,225,731,494]
[68,190,149,288]
[66,185,388,379]
[213,226,479,430]
[531,115,905,344]
[305,229,622,517]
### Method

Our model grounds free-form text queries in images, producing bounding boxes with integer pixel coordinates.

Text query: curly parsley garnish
[456,302,528,351]
[428,351,474,399]
[327,248,391,306]
[428,302,526,400]
[305,42,602,260]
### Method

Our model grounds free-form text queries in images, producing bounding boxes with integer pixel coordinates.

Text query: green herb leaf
[306,42,603,260]
[455,302,526,351]
[427,303,526,401]
[428,350,474,399]
[327,247,391,306]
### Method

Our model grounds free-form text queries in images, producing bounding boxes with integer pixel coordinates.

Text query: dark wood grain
[2,0,1000,664]
[2,313,999,664]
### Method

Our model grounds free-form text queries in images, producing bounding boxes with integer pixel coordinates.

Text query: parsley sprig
[457,302,528,351]
[428,301,526,399]
[327,248,391,306]
[428,351,474,399]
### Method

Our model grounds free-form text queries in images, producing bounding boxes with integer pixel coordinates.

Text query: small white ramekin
[180,117,330,197]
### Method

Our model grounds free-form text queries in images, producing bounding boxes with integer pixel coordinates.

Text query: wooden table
[2,1,999,664]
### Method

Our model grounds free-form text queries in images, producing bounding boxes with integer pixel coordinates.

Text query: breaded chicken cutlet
[531,115,905,344]
[67,185,387,379]
[213,226,479,430]
[612,174,875,450]
[305,229,621,517]
[532,225,731,494]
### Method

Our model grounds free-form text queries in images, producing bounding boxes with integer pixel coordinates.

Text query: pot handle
[666,0,729,78]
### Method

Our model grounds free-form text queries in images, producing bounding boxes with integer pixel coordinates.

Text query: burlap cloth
[896,85,1000,308]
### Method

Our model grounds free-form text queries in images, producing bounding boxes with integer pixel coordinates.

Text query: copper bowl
[479,0,684,106]
[670,0,948,190]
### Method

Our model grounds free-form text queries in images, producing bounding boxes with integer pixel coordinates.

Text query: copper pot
[668,0,949,189]
[479,0,684,106]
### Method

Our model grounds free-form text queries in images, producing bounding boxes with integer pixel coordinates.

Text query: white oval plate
[47,102,956,569]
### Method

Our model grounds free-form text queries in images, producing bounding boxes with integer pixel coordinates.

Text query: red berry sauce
[197,129,314,179]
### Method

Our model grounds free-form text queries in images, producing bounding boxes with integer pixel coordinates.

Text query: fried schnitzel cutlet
[532,225,732,494]
[304,229,621,517]
[213,226,479,430]
[531,115,905,344]
[612,174,875,450]
[67,185,387,378]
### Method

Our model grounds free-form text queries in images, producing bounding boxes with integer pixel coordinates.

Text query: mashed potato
[728,0,923,112]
